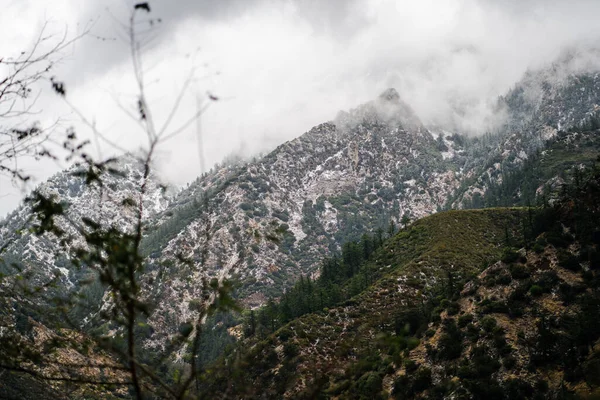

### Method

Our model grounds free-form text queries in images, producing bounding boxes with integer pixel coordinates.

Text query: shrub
[349,355,383,379]
[356,372,383,397]
[483,275,497,287]
[480,316,497,332]
[507,299,526,318]
[469,345,501,378]
[501,248,520,264]
[283,343,299,358]
[392,368,432,399]
[503,355,517,369]
[394,309,427,336]
[533,242,545,254]
[403,359,418,374]
[496,273,513,285]
[479,298,509,314]
[583,359,600,387]
[529,285,544,297]
[277,328,292,342]
[447,301,460,315]
[392,375,411,399]
[558,282,585,305]
[458,314,474,328]
[558,250,580,271]
[412,367,432,393]
[464,323,480,342]
[494,335,512,356]
[546,231,574,248]
[407,337,420,350]
[504,378,534,398]
[535,271,559,291]
[534,379,549,396]
[510,264,530,280]
[326,380,351,396]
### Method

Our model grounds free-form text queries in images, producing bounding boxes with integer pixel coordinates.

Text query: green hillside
[199,208,527,398]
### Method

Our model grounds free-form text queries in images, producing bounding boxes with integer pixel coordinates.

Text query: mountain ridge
[2,60,600,371]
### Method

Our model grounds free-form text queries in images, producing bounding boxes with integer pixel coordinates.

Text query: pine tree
[387,220,396,238]
[401,213,411,227]
[375,227,384,248]
[361,233,373,260]
[246,310,256,337]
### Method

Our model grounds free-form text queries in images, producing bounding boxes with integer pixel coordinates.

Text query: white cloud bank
[2,0,600,215]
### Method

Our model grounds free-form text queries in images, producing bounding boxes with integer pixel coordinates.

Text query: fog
[2,0,600,215]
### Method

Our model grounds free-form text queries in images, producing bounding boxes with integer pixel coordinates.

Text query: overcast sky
[2,0,600,216]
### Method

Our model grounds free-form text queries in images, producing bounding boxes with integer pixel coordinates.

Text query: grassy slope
[202,208,526,398]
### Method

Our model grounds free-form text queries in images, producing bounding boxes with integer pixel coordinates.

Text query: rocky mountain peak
[378,87,401,102]
[335,87,423,133]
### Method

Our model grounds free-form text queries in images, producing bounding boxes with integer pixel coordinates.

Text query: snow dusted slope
[450,66,600,209]
[138,89,467,345]
[0,156,169,288]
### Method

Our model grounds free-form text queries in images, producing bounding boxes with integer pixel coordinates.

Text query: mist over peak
[378,88,401,102]
[333,87,424,133]
[4,0,600,215]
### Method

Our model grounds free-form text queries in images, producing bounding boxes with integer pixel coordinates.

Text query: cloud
[2,0,600,216]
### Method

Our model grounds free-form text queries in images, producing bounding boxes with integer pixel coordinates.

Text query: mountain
[200,207,526,398]
[130,88,478,351]
[199,155,600,399]
[143,88,460,302]
[2,53,600,397]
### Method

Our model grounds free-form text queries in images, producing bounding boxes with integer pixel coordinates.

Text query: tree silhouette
[0,3,238,399]
[0,22,88,182]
